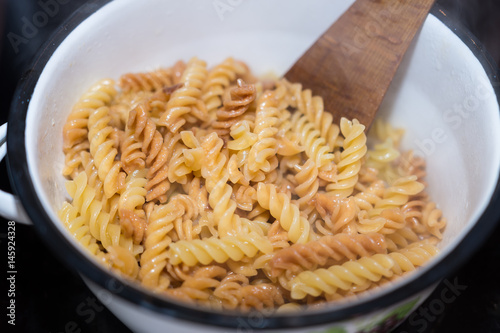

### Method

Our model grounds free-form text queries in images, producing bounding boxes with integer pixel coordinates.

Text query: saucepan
[2,0,500,332]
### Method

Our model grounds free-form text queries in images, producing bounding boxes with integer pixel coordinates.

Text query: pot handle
[0,123,31,225]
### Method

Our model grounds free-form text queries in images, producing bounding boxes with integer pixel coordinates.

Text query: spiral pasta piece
[120,132,146,174]
[388,243,439,275]
[366,138,400,168]
[167,144,191,184]
[165,266,227,303]
[106,245,140,279]
[293,159,319,210]
[88,106,126,198]
[270,233,387,277]
[228,120,257,152]
[356,208,406,235]
[401,200,428,234]
[295,87,342,151]
[357,166,380,189]
[370,118,405,148]
[79,151,104,200]
[247,203,271,222]
[140,194,195,289]
[231,184,256,211]
[290,243,439,299]
[370,175,425,216]
[315,194,358,234]
[290,253,395,299]
[213,273,249,309]
[398,150,427,181]
[366,138,401,183]
[168,231,273,266]
[213,80,256,138]
[200,132,239,236]
[127,95,169,168]
[65,172,123,250]
[159,57,208,132]
[118,170,147,244]
[257,183,311,244]
[421,202,447,239]
[123,94,179,202]
[203,57,249,117]
[252,220,290,277]
[226,115,276,184]
[183,175,210,215]
[148,132,183,202]
[119,68,174,93]
[239,283,285,311]
[58,201,106,262]
[247,91,279,173]
[326,118,367,198]
[384,227,421,251]
[353,180,385,211]
[271,79,295,111]
[180,131,204,173]
[208,175,238,237]
[292,112,335,170]
[200,132,227,190]
[63,79,117,177]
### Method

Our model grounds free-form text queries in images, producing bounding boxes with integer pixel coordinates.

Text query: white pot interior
[23,0,500,325]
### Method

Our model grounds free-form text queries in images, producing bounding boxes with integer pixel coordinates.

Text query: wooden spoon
[284,0,436,129]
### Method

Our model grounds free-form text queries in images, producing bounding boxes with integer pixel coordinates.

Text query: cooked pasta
[60,57,446,312]
[257,183,313,244]
[88,105,126,198]
[326,118,367,198]
[269,233,387,278]
[248,91,280,173]
[292,112,335,171]
[58,201,106,261]
[66,172,121,249]
[119,170,147,244]
[119,68,174,94]
[293,158,319,210]
[294,86,342,151]
[212,78,256,138]
[63,79,117,178]
[356,208,406,235]
[140,194,195,289]
[168,231,273,267]
[290,244,438,299]
[106,245,140,279]
[315,194,358,234]
[159,57,208,132]
[370,175,425,216]
[202,57,248,118]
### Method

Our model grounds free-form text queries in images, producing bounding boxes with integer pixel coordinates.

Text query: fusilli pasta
[60,58,446,312]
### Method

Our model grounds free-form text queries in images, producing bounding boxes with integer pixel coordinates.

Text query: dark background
[1,1,500,332]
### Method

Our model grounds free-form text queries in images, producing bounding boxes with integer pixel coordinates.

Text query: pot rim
[6,1,500,329]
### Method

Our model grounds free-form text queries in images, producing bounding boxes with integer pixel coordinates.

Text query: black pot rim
[6,1,500,330]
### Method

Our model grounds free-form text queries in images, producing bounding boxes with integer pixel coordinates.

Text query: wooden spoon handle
[284,0,436,128]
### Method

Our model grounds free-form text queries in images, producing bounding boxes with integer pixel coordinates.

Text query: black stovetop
[1,1,499,332]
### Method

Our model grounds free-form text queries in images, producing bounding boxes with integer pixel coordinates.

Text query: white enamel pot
[3,1,500,332]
